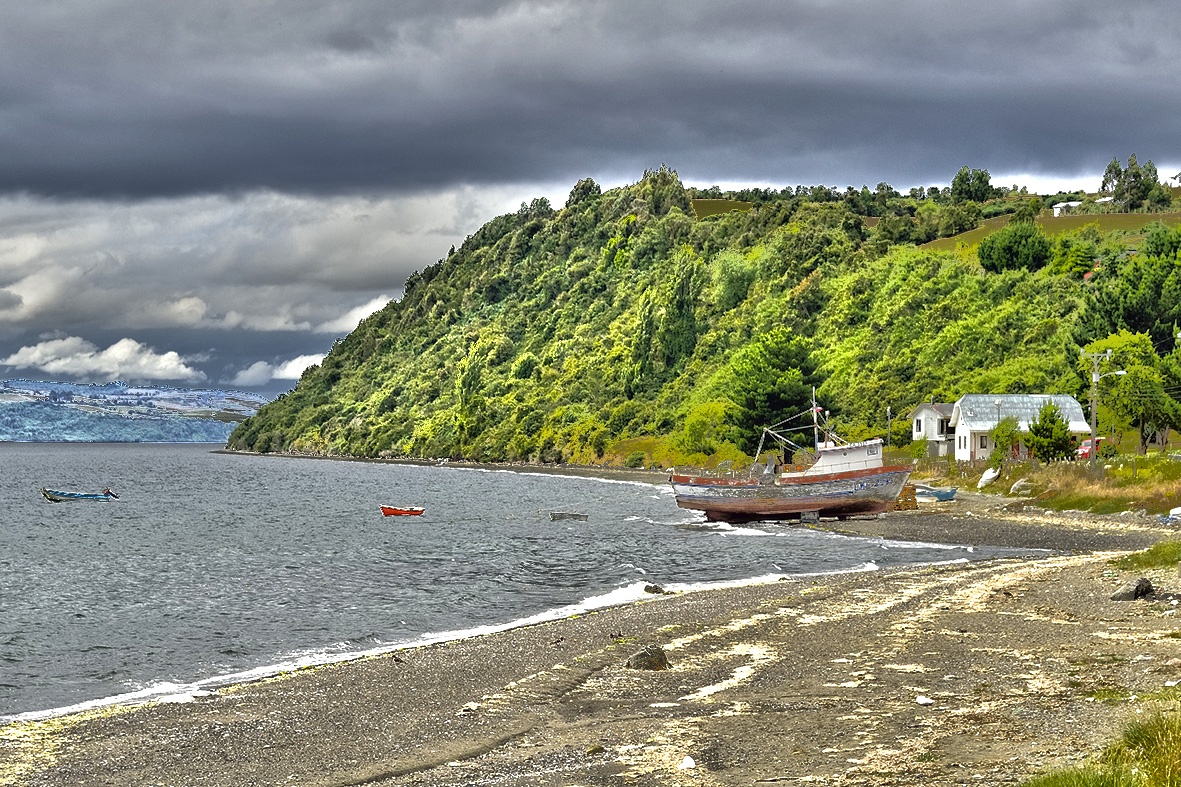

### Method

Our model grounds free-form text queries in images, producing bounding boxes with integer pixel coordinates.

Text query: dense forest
[227,160,1181,466]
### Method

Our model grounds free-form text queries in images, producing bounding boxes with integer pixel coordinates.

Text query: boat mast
[811,386,819,450]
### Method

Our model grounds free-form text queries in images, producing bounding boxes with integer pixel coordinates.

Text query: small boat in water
[550,511,588,522]
[41,487,119,502]
[380,505,425,517]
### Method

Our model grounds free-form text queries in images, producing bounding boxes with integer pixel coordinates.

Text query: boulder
[1110,577,1154,601]
[626,644,671,671]
[643,583,666,595]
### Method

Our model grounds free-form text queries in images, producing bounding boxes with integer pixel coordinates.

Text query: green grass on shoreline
[916,453,1181,516]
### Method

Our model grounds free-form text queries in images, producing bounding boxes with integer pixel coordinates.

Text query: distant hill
[0,380,270,442]
[225,167,1181,469]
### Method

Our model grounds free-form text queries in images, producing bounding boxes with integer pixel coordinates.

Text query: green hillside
[228,166,1181,467]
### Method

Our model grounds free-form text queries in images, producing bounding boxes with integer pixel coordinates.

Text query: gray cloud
[2,1,1177,197]
[0,185,563,391]
[0,0,1177,393]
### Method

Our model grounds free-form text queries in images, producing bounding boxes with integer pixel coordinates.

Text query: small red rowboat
[380,505,425,517]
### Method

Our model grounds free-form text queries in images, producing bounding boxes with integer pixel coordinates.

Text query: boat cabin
[780,439,884,478]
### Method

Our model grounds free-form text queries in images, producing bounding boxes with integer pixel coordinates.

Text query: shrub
[978,221,1051,272]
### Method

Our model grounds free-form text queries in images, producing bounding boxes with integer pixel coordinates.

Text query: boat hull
[670,466,911,523]
[41,487,118,502]
[380,506,425,517]
[914,485,957,502]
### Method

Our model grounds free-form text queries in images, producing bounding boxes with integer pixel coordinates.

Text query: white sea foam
[4,518,1026,726]
[680,520,778,537]
[2,550,992,725]
[459,464,664,491]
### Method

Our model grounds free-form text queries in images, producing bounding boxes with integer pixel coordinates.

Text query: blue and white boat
[913,483,957,502]
[40,487,119,502]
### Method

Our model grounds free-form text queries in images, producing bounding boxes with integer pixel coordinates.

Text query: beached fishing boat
[379,505,425,517]
[550,511,588,521]
[670,398,911,523]
[41,487,119,502]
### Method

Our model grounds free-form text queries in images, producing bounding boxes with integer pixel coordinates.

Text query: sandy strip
[3,504,1180,786]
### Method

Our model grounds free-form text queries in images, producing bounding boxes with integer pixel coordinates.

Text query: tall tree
[950,166,994,203]
[1025,402,1073,462]
[1081,331,1181,454]
[1101,155,1173,211]
[720,328,816,453]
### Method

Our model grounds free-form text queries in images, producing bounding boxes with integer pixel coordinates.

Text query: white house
[909,402,954,456]
[950,394,1089,462]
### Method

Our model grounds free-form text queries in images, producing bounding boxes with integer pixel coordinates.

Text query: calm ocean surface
[0,443,1038,720]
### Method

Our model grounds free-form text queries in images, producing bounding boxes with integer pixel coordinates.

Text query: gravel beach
[4,492,1181,786]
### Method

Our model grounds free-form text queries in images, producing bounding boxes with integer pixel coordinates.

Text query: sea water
[0,443,1036,720]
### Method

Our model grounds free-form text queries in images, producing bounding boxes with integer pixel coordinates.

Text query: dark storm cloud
[1,0,1177,392]
[2,0,1177,198]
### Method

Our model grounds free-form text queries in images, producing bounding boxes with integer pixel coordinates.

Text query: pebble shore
[3,492,1179,786]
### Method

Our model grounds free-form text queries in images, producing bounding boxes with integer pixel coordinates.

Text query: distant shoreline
[212,448,672,485]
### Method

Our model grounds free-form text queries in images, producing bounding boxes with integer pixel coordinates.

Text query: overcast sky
[1,1,1177,395]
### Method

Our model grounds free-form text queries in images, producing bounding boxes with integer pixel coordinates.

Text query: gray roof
[950,394,1089,433]
[909,402,954,418]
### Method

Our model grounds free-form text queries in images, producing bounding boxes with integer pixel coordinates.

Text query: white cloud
[314,294,391,334]
[221,310,313,332]
[1,336,206,382]
[229,361,276,387]
[229,353,325,386]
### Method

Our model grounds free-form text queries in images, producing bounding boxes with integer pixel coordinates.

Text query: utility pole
[886,405,892,454]
[1081,348,1112,472]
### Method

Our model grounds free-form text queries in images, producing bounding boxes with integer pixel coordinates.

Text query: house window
[914,418,922,434]
[979,435,988,449]
[938,418,950,436]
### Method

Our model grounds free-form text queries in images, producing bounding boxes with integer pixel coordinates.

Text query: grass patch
[1085,687,1133,705]
[1023,765,1137,787]
[923,455,1181,515]
[1023,709,1181,787]
[1110,542,1181,571]
[1103,710,1181,785]
[922,211,1181,253]
[1138,686,1181,703]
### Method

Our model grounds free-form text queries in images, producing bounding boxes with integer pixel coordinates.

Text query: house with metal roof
[909,401,954,457]
[949,394,1089,462]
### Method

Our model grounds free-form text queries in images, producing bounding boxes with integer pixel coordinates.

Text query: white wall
[954,426,993,461]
